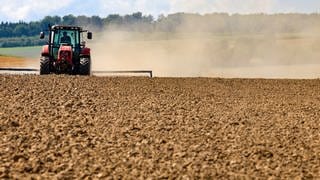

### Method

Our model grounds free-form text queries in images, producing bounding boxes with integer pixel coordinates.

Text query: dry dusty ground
[0,56,37,68]
[0,75,319,179]
[0,56,27,67]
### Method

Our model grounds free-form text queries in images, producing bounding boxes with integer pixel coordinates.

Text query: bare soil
[0,56,37,68]
[0,75,319,179]
[0,56,27,67]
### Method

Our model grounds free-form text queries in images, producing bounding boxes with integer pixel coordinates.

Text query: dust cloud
[90,20,320,78]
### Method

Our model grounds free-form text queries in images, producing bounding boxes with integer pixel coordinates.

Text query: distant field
[0,46,40,59]
[1,33,320,78]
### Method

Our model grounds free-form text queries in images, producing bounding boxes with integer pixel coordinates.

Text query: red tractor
[40,25,93,75]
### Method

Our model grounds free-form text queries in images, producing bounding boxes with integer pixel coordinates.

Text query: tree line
[0,12,320,47]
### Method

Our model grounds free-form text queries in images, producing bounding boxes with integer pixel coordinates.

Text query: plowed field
[1,75,319,179]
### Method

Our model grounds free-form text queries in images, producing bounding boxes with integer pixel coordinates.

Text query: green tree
[13,24,28,36]
[90,16,103,28]
[62,15,76,25]
[76,15,90,26]
[41,16,61,30]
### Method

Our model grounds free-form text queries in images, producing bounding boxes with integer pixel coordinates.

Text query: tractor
[39,25,93,75]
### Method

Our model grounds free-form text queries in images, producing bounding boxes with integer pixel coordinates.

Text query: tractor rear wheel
[79,57,91,75]
[40,56,50,75]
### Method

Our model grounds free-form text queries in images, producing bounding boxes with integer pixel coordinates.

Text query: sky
[0,0,319,22]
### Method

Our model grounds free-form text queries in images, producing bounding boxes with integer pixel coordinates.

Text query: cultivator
[0,68,38,72]
[0,67,153,77]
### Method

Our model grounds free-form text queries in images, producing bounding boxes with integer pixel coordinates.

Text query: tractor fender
[80,47,90,57]
[41,45,49,56]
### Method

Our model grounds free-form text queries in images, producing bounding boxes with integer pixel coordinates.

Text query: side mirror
[40,32,45,39]
[87,32,92,40]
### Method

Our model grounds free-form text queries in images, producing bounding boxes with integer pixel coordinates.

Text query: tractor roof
[51,25,85,31]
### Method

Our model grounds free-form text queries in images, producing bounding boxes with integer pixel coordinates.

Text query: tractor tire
[40,56,50,75]
[78,57,91,75]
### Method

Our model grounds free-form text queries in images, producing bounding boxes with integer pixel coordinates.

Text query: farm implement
[0,68,153,77]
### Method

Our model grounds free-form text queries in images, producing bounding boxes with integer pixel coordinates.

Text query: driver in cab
[60,31,71,44]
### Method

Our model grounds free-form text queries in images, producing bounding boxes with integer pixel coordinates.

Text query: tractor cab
[39,25,92,75]
[50,26,80,59]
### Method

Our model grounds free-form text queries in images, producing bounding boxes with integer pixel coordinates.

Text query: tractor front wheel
[40,56,50,75]
[78,57,91,75]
